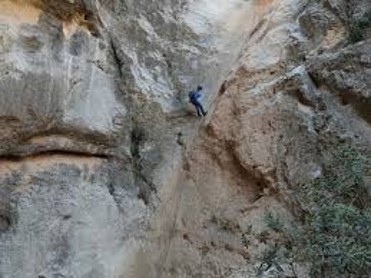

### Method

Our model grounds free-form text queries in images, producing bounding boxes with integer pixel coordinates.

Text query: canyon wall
[0,0,370,277]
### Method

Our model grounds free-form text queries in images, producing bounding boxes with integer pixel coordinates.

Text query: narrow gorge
[0,0,370,277]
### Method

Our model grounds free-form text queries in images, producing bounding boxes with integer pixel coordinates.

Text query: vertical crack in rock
[130,125,157,205]
[107,34,124,80]
[0,203,11,232]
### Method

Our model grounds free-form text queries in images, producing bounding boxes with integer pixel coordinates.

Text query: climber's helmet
[197,85,203,91]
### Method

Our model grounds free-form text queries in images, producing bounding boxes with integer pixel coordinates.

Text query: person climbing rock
[189,85,207,117]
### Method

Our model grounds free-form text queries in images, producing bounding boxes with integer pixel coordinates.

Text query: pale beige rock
[0,0,370,277]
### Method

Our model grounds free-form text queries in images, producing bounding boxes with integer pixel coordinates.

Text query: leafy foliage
[349,12,371,43]
[263,145,370,277]
[265,212,284,233]
[298,145,371,277]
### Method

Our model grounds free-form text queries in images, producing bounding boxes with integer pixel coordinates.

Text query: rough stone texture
[307,40,371,108]
[0,0,370,277]
[0,0,257,277]
[138,0,371,277]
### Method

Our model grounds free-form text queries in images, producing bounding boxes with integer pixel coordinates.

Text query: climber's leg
[196,104,202,117]
[198,103,207,117]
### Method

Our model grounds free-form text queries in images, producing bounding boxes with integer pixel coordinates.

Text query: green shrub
[261,145,370,277]
[297,145,371,277]
[265,212,284,233]
[303,204,371,277]
[349,12,371,43]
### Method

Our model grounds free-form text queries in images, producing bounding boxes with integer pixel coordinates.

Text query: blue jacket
[189,90,202,104]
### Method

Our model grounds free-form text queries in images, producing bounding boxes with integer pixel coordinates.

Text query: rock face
[0,0,370,277]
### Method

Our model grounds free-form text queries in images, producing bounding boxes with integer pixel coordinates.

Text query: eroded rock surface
[0,0,258,277]
[141,0,371,277]
[0,0,370,277]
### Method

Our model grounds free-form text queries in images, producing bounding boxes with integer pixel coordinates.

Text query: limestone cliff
[0,0,370,278]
